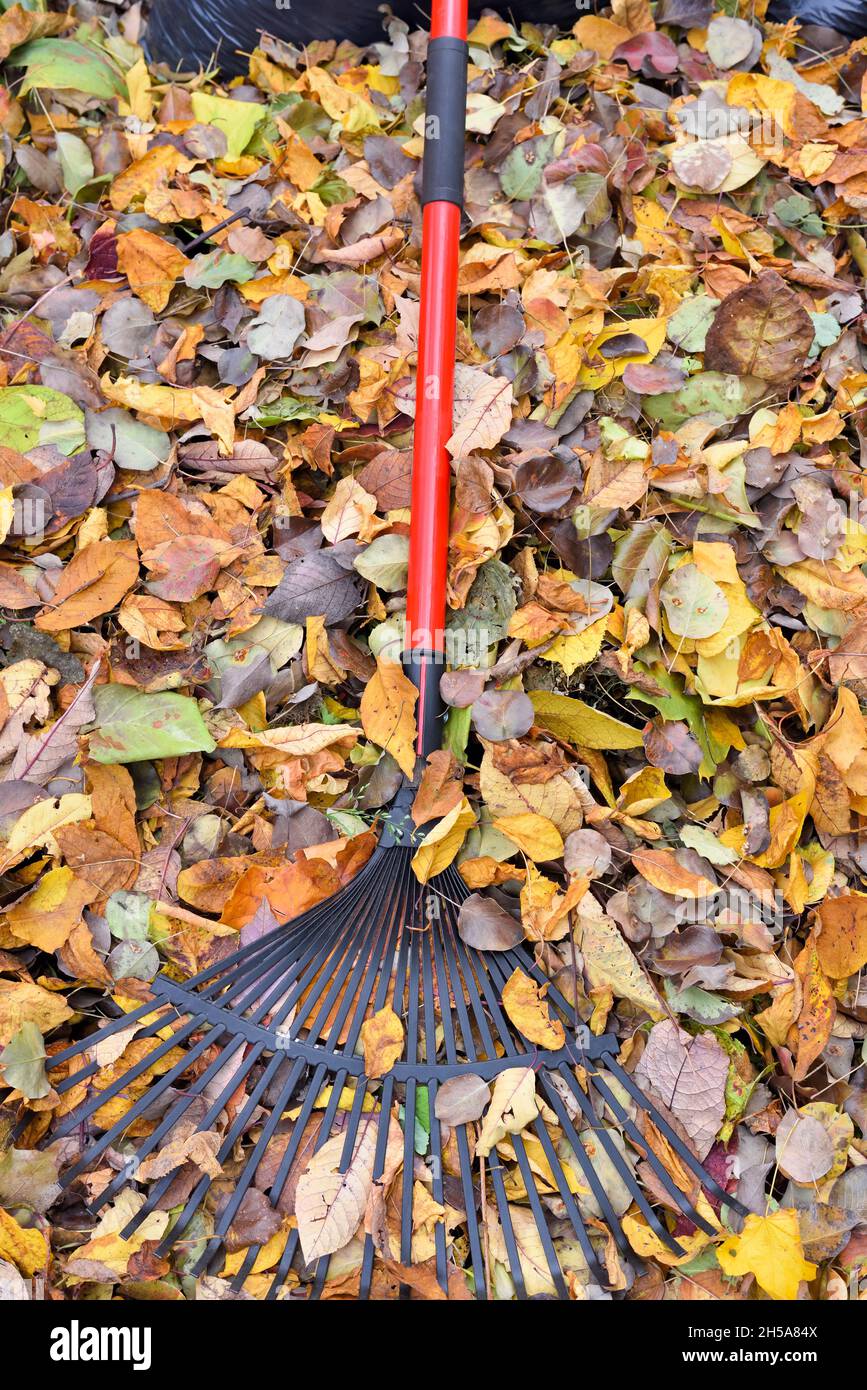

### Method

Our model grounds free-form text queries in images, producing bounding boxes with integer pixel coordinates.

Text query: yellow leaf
[476,1066,539,1157]
[3,794,92,863]
[411,796,476,884]
[579,903,664,1020]
[479,749,584,836]
[468,13,515,43]
[0,979,73,1045]
[501,968,565,1049]
[109,145,194,212]
[617,766,670,817]
[360,657,418,779]
[725,72,797,140]
[493,813,564,863]
[539,614,608,676]
[302,66,382,133]
[529,691,644,750]
[99,375,236,457]
[519,863,588,942]
[359,1005,404,1078]
[578,316,668,389]
[5,865,95,951]
[717,1210,817,1300]
[0,1208,48,1276]
[572,14,631,57]
[190,91,265,161]
[622,1210,711,1266]
[0,486,14,544]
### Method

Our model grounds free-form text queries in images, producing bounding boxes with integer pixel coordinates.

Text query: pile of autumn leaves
[0,0,866,1302]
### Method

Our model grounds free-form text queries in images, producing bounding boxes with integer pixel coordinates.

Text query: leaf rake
[14,0,747,1298]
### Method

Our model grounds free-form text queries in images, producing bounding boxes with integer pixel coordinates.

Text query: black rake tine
[545,1067,685,1258]
[586,1065,718,1237]
[155,1048,298,1257]
[478,949,677,1255]
[58,1028,224,1187]
[432,913,487,1296]
[47,997,168,1071]
[601,1053,749,1219]
[92,1031,256,1211]
[191,1053,308,1274]
[153,952,320,1251]
[50,1014,207,1143]
[420,918,449,1295]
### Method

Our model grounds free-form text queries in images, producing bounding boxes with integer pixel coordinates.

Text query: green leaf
[661,563,729,639]
[808,312,841,358]
[679,823,739,866]
[501,136,554,201]
[627,662,717,777]
[353,534,410,592]
[643,371,767,430]
[666,294,720,353]
[0,1021,49,1100]
[250,396,324,425]
[109,938,159,981]
[89,686,216,764]
[664,981,741,1026]
[443,704,472,761]
[85,406,170,472]
[447,558,516,649]
[55,132,94,196]
[184,249,257,289]
[105,889,151,940]
[190,92,266,161]
[15,38,128,100]
[0,386,85,455]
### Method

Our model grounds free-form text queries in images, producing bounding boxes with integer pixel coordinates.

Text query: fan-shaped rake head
[30,844,745,1299]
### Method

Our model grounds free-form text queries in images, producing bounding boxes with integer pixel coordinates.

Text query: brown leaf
[633,1020,727,1159]
[704,270,814,387]
[792,931,836,1084]
[457,893,523,951]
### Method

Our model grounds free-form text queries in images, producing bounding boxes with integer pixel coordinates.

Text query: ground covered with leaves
[0,0,866,1303]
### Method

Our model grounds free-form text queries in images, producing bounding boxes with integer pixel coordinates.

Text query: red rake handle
[404,0,468,757]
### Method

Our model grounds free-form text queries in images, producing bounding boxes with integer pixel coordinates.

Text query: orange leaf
[35,539,139,634]
[791,931,835,1083]
[411,749,463,827]
[631,848,716,899]
[220,857,340,929]
[116,228,189,312]
[815,893,867,979]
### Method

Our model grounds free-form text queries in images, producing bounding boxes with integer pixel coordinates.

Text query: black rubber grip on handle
[421,36,468,208]
[403,649,444,758]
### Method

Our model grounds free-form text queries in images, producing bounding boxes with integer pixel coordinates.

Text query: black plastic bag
[146,0,867,75]
[767,0,867,38]
[145,0,591,75]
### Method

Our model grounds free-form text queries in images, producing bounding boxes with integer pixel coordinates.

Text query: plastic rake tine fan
[15,0,747,1298]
